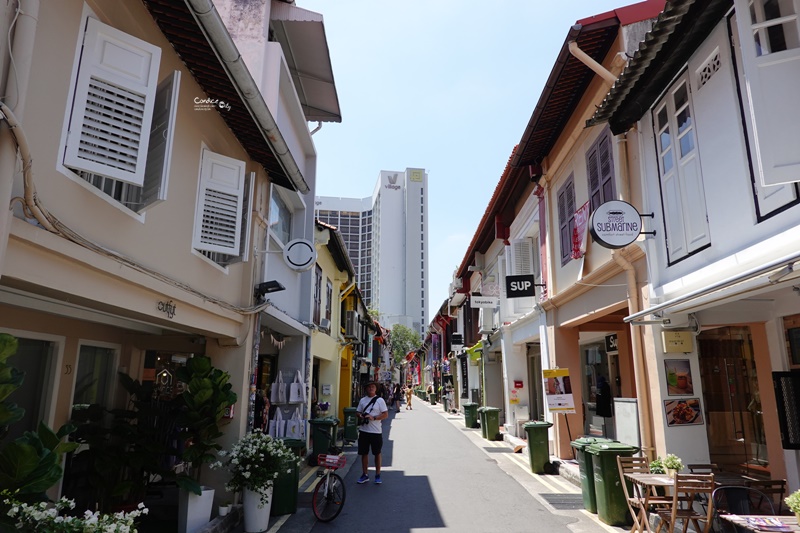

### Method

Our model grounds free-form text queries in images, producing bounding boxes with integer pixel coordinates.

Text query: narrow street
[279,398,617,533]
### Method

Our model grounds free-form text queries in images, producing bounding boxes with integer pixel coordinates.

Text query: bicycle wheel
[312,472,346,522]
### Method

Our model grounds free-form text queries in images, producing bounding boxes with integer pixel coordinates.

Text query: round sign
[589,200,641,249]
[282,239,317,272]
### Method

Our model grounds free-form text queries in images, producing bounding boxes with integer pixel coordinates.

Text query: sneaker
[357,474,369,484]
[374,475,382,484]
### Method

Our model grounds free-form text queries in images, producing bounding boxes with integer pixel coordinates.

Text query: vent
[698,50,721,88]
[78,76,146,174]
[199,189,239,248]
[773,370,800,449]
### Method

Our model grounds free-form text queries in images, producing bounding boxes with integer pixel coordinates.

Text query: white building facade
[316,168,428,334]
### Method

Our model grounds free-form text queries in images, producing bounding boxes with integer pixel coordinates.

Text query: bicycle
[312,454,347,522]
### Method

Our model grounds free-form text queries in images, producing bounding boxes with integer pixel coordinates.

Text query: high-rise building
[316,168,428,334]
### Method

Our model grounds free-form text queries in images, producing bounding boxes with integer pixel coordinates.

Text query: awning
[465,342,483,363]
[270,2,342,123]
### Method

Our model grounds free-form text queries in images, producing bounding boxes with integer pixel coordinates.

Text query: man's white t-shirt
[356,395,388,434]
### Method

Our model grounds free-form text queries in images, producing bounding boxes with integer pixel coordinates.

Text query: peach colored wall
[750,323,787,481]
[551,324,582,458]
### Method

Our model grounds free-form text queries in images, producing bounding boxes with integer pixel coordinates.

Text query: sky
[301,0,644,321]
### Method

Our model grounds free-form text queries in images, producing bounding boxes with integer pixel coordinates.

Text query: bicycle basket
[318,454,346,469]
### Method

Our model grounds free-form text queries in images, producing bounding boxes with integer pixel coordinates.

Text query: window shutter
[511,238,535,314]
[192,150,246,255]
[139,71,180,212]
[661,161,688,261]
[587,145,601,211]
[599,135,615,204]
[64,18,160,186]
[223,172,255,265]
[733,0,800,186]
[558,186,569,263]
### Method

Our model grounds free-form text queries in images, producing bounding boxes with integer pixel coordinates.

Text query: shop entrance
[580,334,620,439]
[697,326,768,474]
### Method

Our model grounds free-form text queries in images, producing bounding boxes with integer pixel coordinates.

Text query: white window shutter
[139,71,180,212]
[661,170,688,261]
[754,179,798,216]
[511,238,535,314]
[225,172,255,265]
[64,18,161,186]
[733,0,800,186]
[193,150,246,255]
[678,152,711,252]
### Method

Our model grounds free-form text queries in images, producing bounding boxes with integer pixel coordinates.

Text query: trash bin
[483,407,501,441]
[442,395,448,412]
[587,442,639,526]
[429,392,437,405]
[343,407,359,442]
[477,407,487,438]
[309,417,339,465]
[570,437,615,513]
[463,402,478,428]
[523,421,554,474]
[271,438,303,515]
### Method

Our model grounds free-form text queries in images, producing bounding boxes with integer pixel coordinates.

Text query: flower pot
[218,505,230,517]
[666,468,677,478]
[178,486,215,533]
[243,486,273,533]
[795,512,800,523]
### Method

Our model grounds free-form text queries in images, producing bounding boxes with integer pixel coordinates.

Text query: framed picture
[664,398,704,427]
[664,359,694,395]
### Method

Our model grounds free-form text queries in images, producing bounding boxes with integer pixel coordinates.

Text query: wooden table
[714,472,759,486]
[719,515,800,533]
[624,473,676,533]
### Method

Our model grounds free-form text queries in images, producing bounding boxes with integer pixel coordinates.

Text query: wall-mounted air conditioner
[319,318,331,332]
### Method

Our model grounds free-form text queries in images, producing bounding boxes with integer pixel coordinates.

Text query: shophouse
[0,0,338,511]
[589,0,800,488]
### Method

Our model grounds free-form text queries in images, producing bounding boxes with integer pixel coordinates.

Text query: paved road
[299,399,616,533]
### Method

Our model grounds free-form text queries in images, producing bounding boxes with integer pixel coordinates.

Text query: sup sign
[505,274,536,298]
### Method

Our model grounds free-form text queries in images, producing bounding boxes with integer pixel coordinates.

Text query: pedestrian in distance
[404,385,413,410]
[392,383,402,412]
[356,382,389,485]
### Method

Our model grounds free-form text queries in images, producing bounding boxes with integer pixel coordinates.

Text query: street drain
[540,493,584,510]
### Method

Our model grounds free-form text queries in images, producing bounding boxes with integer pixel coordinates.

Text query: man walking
[356,382,388,484]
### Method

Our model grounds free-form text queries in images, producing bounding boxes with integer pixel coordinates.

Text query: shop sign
[505,274,535,298]
[605,333,619,355]
[589,200,641,249]
[283,238,317,272]
[662,331,693,353]
[470,296,498,308]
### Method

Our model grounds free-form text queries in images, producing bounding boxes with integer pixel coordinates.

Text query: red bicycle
[312,454,347,522]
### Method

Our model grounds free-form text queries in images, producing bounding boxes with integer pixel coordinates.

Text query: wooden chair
[618,456,673,532]
[744,479,786,514]
[687,463,722,474]
[656,474,716,533]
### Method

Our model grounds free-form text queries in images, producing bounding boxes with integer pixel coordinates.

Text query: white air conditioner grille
[78,76,145,173]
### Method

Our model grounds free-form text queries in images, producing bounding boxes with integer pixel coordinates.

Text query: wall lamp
[768,262,799,284]
[254,280,285,299]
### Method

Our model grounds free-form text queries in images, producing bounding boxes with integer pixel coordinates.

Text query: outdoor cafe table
[719,515,800,533]
[623,473,676,533]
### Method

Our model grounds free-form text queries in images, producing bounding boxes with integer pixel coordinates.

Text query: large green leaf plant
[0,333,78,527]
[175,355,237,495]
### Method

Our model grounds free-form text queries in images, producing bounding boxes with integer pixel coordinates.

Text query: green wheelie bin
[586,442,639,526]
[462,402,478,428]
[570,437,615,513]
[429,392,438,405]
[309,417,339,465]
[343,407,359,442]
[271,438,303,515]
[483,407,501,441]
[523,421,553,474]
[477,407,488,438]
[442,395,448,412]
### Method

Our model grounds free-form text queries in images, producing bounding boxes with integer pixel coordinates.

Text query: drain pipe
[568,39,617,85]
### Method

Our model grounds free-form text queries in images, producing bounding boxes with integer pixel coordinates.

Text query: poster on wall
[664,359,694,395]
[543,368,576,414]
[664,398,704,427]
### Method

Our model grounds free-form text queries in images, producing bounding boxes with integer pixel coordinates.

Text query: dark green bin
[462,402,478,428]
[524,421,553,474]
[343,407,359,442]
[483,407,500,441]
[271,438,303,515]
[586,442,639,526]
[309,417,339,465]
[570,437,615,513]
[477,407,488,438]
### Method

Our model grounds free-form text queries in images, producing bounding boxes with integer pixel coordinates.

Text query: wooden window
[313,265,322,325]
[558,176,576,266]
[586,131,615,212]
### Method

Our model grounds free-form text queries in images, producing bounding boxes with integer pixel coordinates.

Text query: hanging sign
[470,296,498,308]
[589,200,641,249]
[505,274,535,298]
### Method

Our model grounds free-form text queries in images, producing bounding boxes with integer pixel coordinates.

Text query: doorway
[697,326,768,474]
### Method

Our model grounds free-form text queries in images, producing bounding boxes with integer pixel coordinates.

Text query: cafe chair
[617,456,674,533]
[655,474,716,533]
[711,486,775,533]
[688,463,722,474]
[744,479,786,514]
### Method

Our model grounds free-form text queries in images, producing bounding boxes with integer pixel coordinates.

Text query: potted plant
[218,500,232,517]
[212,429,298,533]
[3,493,148,532]
[785,489,800,522]
[175,355,237,533]
[649,457,665,474]
[663,454,683,477]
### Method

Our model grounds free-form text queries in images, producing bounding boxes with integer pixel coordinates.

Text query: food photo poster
[664,398,704,427]
[664,358,694,395]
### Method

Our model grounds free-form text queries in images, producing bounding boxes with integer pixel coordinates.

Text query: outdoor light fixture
[254,280,285,299]
[768,262,799,284]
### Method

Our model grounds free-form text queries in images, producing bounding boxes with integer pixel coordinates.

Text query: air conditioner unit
[344,310,358,339]
[319,318,331,332]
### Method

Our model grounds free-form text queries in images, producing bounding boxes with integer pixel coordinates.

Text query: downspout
[185,0,309,194]
[568,39,617,85]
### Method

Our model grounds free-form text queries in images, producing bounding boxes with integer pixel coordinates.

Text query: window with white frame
[192,150,253,266]
[63,15,181,213]
[586,130,616,212]
[269,189,293,245]
[654,73,710,263]
[732,0,800,187]
[557,175,576,266]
